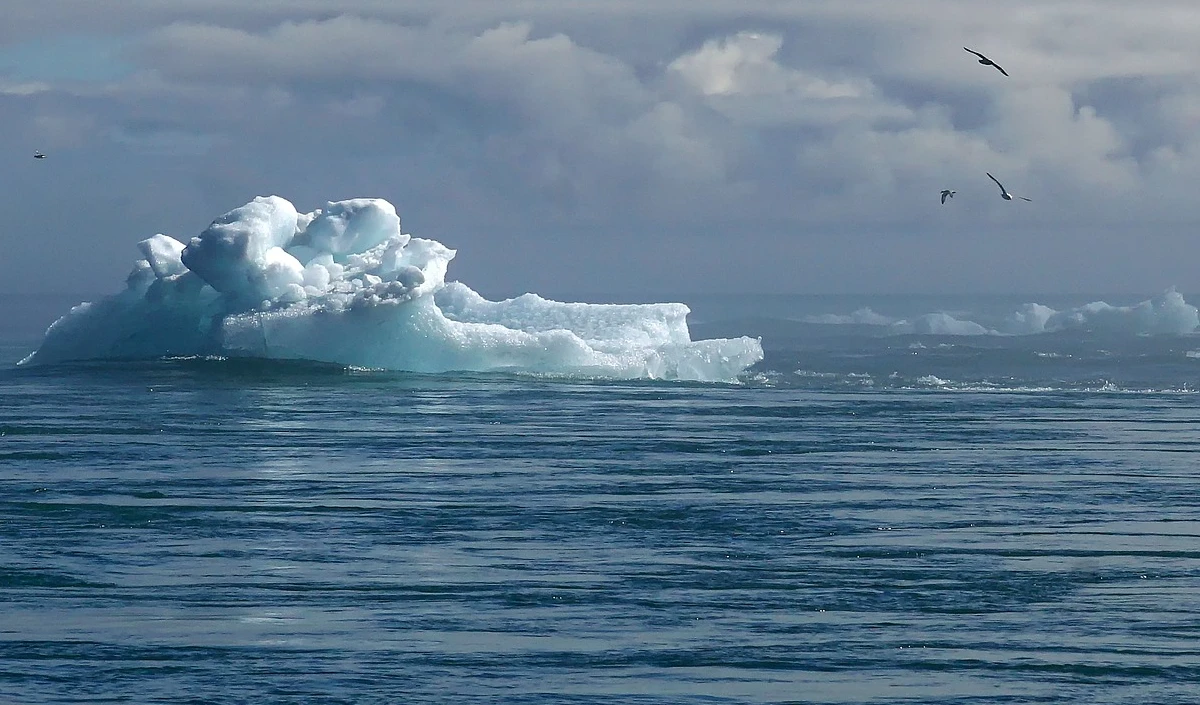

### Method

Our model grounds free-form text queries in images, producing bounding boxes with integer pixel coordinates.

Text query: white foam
[915,374,950,387]
[22,196,763,382]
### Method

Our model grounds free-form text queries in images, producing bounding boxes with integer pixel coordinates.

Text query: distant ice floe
[802,289,1199,337]
[1001,291,1199,335]
[22,196,763,382]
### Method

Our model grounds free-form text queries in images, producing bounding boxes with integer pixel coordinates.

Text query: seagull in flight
[987,172,1031,201]
[964,47,1009,77]
[33,150,46,159]
[940,189,956,205]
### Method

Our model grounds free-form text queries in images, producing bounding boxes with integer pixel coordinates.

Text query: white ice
[1001,288,1199,335]
[22,196,763,382]
[803,288,1199,337]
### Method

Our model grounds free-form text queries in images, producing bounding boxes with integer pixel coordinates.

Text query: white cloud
[0,80,51,95]
[5,1,1200,294]
[669,31,861,99]
[666,31,910,128]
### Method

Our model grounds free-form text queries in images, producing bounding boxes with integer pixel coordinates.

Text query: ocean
[2,291,1199,704]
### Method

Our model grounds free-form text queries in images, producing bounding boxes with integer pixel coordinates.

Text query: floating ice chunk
[302,256,332,292]
[906,313,992,336]
[295,199,403,256]
[221,285,762,382]
[24,272,221,365]
[260,247,306,302]
[1003,303,1056,335]
[22,195,763,382]
[180,195,301,305]
[343,236,451,301]
[435,283,693,347]
[804,307,896,326]
[126,259,156,289]
[1113,288,1198,334]
[804,290,1200,338]
[136,234,187,279]
[998,288,1199,335]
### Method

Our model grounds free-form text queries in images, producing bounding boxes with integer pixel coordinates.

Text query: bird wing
[1019,197,1032,202]
[963,47,985,59]
[941,191,948,204]
[987,172,1004,190]
[994,63,1009,77]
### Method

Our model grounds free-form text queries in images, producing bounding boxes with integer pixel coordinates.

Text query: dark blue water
[3,294,1200,704]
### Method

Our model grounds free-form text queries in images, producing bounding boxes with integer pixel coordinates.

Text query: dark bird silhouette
[33,150,46,159]
[940,189,956,204]
[987,172,1031,201]
[964,47,1009,77]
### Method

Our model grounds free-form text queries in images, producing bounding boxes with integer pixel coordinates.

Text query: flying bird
[964,47,1009,77]
[987,172,1031,202]
[33,150,46,159]
[940,189,956,204]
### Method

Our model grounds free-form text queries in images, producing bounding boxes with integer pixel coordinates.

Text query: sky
[2,0,1200,298]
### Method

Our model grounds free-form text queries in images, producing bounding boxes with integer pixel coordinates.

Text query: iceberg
[802,290,1199,337]
[21,196,763,382]
[1000,289,1199,336]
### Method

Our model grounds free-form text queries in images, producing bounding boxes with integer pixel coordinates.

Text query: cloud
[669,31,864,103]
[666,31,912,128]
[113,9,1200,218]
[0,80,51,95]
[110,123,224,156]
[5,1,1200,295]
[33,113,99,148]
[131,17,734,218]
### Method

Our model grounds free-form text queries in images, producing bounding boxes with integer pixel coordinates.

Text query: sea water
[2,292,1199,704]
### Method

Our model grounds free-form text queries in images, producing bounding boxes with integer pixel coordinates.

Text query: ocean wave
[780,368,1197,394]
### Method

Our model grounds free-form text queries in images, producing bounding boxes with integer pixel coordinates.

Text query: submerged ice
[22,196,763,381]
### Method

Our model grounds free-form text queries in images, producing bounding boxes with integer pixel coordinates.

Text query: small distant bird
[940,189,956,205]
[964,47,1009,77]
[987,172,1031,201]
[33,150,46,159]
